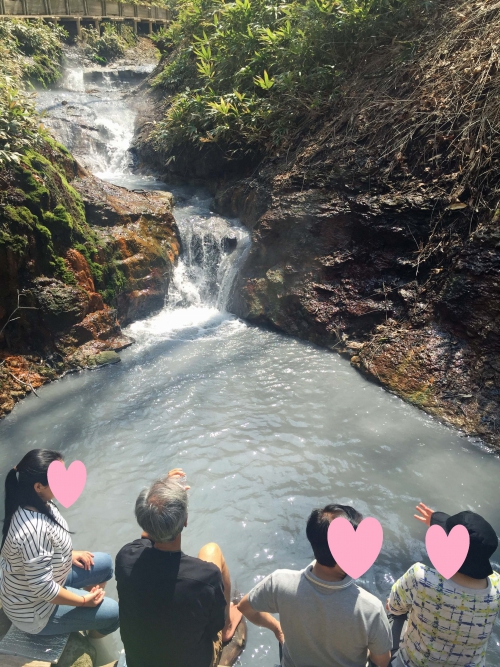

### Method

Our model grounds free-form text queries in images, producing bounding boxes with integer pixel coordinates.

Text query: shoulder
[398,562,430,584]
[181,555,223,588]
[258,568,303,591]
[9,508,51,539]
[274,568,303,584]
[489,571,500,590]
[355,585,386,613]
[48,503,68,527]
[394,562,440,593]
[116,538,151,562]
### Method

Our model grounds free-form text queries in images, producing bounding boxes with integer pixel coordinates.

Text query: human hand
[83,586,105,607]
[167,468,190,490]
[273,622,285,644]
[414,502,435,526]
[72,550,94,570]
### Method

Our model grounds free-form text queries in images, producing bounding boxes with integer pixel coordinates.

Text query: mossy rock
[58,632,96,667]
[33,277,89,331]
[94,351,121,366]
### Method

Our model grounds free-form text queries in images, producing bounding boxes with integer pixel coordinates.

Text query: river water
[1,56,500,665]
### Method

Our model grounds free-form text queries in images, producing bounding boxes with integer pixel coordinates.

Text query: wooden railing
[0,0,170,27]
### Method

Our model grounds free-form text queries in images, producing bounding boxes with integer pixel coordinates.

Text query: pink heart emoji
[327,517,383,579]
[47,460,87,508]
[425,524,470,579]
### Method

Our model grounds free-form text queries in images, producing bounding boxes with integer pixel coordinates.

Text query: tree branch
[0,290,37,339]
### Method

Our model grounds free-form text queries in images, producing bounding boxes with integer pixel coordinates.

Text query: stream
[1,53,500,665]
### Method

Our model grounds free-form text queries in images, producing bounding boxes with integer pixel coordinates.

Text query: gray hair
[135,477,188,543]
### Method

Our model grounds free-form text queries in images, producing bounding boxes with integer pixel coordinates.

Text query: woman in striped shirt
[0,449,119,637]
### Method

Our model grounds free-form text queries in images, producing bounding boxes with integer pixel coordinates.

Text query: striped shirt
[0,504,73,633]
[389,562,500,667]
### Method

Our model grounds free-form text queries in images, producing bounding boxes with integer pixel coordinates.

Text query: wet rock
[94,351,121,365]
[58,632,96,667]
[0,138,178,419]
[33,278,90,332]
[73,174,180,326]
[66,249,96,292]
[217,181,500,447]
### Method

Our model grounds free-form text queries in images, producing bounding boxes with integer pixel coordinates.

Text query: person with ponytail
[0,449,119,637]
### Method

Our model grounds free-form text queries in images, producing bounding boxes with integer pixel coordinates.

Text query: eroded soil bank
[134,1,500,447]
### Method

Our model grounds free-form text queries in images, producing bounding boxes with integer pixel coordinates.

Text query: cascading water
[36,58,250,331]
[2,52,499,667]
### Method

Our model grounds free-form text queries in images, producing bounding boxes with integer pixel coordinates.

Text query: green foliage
[81,23,137,65]
[51,256,77,285]
[0,83,40,168]
[0,230,28,255]
[101,266,128,304]
[0,20,67,85]
[152,0,435,157]
[0,20,67,168]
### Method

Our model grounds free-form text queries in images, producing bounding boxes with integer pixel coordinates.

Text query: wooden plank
[121,3,134,17]
[87,0,101,16]
[106,0,118,15]
[49,0,67,14]
[69,0,85,15]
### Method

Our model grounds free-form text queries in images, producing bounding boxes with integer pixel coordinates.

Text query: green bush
[151,0,435,158]
[0,20,67,167]
[0,20,67,85]
[81,23,137,65]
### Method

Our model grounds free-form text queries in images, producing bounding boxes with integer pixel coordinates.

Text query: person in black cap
[387,502,500,667]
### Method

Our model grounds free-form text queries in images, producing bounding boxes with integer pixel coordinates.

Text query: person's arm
[388,566,417,616]
[21,522,104,608]
[369,650,391,667]
[238,595,284,643]
[50,585,105,607]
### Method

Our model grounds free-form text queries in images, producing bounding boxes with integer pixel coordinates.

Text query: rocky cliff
[135,0,500,447]
[0,139,179,417]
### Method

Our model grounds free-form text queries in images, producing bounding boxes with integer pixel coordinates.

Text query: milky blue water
[2,60,499,665]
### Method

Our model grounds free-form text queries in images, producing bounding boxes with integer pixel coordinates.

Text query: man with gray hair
[115,469,241,667]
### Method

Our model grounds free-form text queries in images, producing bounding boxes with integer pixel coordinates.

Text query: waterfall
[169,213,249,311]
[36,63,249,323]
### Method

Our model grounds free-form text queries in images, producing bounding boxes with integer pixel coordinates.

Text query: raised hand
[414,502,435,527]
[167,468,190,490]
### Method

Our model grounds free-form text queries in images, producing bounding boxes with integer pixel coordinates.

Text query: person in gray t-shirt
[238,504,392,667]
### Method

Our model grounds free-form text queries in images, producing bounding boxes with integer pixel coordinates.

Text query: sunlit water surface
[1,58,500,665]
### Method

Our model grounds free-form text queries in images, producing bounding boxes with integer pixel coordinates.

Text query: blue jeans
[37,552,119,636]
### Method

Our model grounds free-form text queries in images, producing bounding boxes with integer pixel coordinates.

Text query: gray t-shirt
[248,562,391,667]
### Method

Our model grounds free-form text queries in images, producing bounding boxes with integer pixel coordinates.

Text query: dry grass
[284,0,500,268]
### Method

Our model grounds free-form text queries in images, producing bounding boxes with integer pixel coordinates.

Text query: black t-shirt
[115,539,226,667]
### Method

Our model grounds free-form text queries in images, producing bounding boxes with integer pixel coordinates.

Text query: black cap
[431,511,498,579]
